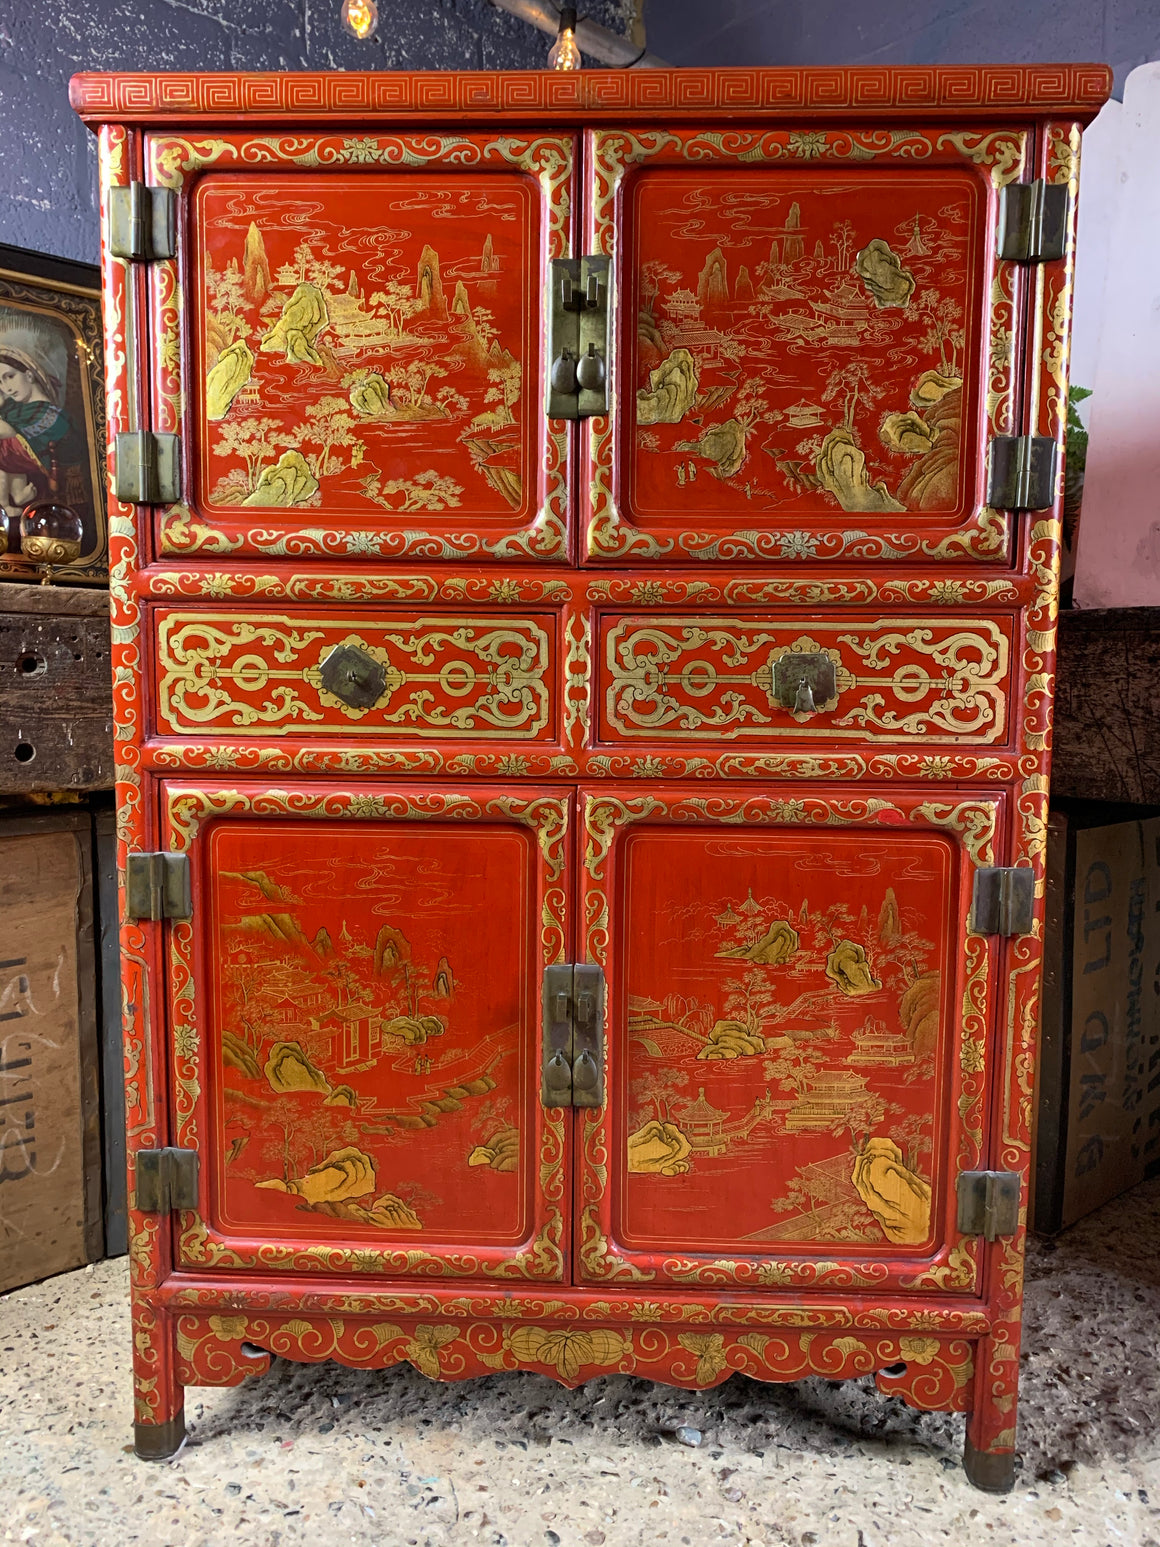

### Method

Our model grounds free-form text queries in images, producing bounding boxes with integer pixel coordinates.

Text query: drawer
[151,609,557,740]
[596,613,1014,746]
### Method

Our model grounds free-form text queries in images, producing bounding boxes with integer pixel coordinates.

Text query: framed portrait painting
[0,242,107,585]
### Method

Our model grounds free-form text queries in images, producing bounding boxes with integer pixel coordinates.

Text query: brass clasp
[541,963,606,1108]
[547,256,611,420]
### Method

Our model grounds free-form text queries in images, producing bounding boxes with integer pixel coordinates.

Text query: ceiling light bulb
[342,0,379,39]
[548,7,581,70]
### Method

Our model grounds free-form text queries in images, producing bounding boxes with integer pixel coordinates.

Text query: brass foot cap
[134,1413,186,1461]
[964,1437,1016,1493]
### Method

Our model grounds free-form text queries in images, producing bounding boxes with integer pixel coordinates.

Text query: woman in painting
[0,329,72,521]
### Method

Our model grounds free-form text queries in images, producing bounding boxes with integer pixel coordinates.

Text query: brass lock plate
[547,256,611,420]
[541,963,605,1108]
[771,652,837,712]
[318,642,389,710]
[542,963,575,1108]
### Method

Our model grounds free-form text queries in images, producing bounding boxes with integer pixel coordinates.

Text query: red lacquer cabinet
[72,64,1110,1490]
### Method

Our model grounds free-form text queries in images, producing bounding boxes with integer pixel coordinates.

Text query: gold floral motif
[920,505,1009,560]
[165,1282,991,1333]
[903,1235,978,1293]
[563,612,593,750]
[913,798,997,869]
[507,1325,630,1379]
[172,1310,979,1410]
[1049,123,1081,190]
[934,130,1026,187]
[160,504,242,554]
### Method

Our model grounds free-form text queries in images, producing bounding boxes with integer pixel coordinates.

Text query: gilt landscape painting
[204,821,535,1251]
[626,168,982,524]
[194,174,535,523]
[620,829,957,1256]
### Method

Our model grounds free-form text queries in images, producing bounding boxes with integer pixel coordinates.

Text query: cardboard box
[1035,810,1160,1231]
[0,812,103,1292]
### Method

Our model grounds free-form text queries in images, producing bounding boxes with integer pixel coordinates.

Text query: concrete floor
[3,1179,1160,1547]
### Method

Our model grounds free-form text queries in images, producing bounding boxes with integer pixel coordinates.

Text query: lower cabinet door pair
[158,777,1003,1297]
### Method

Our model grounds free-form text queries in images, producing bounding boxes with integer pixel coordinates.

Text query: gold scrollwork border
[576,789,997,1290]
[146,131,575,564]
[163,783,570,1282]
[583,125,1025,564]
[154,612,554,739]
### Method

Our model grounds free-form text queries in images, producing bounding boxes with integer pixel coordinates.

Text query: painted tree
[467,304,500,355]
[639,259,681,312]
[891,1110,934,1171]
[734,377,772,428]
[917,292,966,375]
[483,360,522,426]
[213,416,283,494]
[435,384,469,417]
[386,359,447,410]
[292,241,317,284]
[821,358,883,430]
[305,252,345,292]
[206,257,247,316]
[722,966,784,1038]
[360,469,464,513]
[830,219,857,271]
[828,1087,894,1142]
[204,257,252,348]
[295,396,365,477]
[629,1066,690,1124]
[761,1040,829,1096]
[370,280,422,338]
[766,1172,881,1241]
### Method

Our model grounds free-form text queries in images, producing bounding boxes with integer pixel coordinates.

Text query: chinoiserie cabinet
[72,63,1109,1491]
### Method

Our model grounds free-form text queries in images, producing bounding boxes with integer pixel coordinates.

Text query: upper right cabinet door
[582,122,1030,565]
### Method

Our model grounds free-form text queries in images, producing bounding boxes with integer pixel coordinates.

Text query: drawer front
[152,610,557,741]
[597,613,1014,745]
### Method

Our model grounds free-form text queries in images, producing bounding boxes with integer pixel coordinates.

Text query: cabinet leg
[134,1410,187,1461]
[963,1434,1016,1494]
[964,1327,1020,1493]
[131,1299,185,1460]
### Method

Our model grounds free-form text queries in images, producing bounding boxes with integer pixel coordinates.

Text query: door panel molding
[160,780,572,1282]
[576,786,1005,1294]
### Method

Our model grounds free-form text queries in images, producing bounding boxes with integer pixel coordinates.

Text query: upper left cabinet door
[142,130,576,564]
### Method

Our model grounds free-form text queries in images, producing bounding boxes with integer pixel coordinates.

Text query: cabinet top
[70,65,1111,129]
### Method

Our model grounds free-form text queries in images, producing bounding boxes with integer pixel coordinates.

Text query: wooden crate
[1035,807,1160,1231]
[0,585,113,794]
[0,810,103,1291]
[1052,607,1160,805]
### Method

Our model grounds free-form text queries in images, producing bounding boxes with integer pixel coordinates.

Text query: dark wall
[649,0,1156,99]
[5,0,1157,267]
[1,0,602,264]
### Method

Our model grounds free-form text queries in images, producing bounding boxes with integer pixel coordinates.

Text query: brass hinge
[136,1147,199,1212]
[109,183,176,262]
[541,963,605,1108]
[986,435,1059,511]
[547,256,611,420]
[970,865,1035,937]
[997,180,1069,263]
[113,431,182,505]
[956,1170,1020,1241]
[125,852,192,921]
